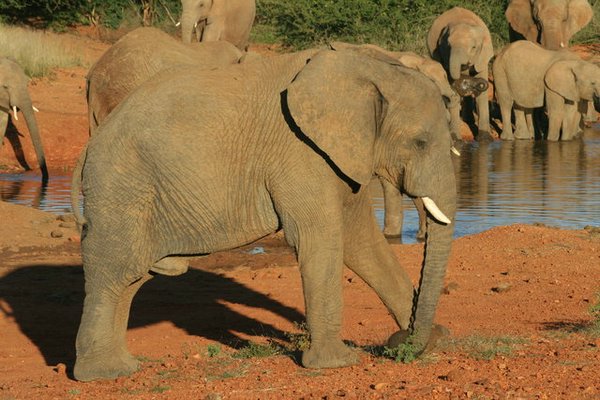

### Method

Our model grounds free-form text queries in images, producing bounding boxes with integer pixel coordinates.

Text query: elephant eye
[414,137,428,150]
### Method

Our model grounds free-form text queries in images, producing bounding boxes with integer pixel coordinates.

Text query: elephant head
[180,0,214,43]
[442,23,493,81]
[0,57,48,180]
[545,60,600,103]
[506,0,593,50]
[286,49,457,351]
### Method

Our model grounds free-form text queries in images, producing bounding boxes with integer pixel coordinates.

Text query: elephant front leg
[474,71,491,141]
[380,178,404,238]
[0,111,8,145]
[74,270,153,381]
[342,193,415,335]
[297,235,359,369]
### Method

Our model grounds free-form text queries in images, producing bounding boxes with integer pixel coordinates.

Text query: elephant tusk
[422,197,452,224]
[451,146,461,157]
[175,21,181,27]
[32,105,39,112]
[560,42,565,48]
[12,106,18,121]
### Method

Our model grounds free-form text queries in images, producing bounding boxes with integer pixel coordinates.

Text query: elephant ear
[285,49,388,187]
[566,0,593,41]
[545,60,578,101]
[506,0,538,42]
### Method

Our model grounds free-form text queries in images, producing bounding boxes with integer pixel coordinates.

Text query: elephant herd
[0,0,598,384]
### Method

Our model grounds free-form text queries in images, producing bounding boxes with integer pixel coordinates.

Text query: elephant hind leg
[75,264,153,381]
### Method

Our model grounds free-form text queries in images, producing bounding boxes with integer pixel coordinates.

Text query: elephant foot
[150,257,189,276]
[301,340,359,369]
[500,132,515,141]
[416,229,426,242]
[477,130,494,142]
[387,324,450,354]
[74,348,139,382]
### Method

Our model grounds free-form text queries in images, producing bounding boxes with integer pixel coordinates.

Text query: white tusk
[12,106,18,121]
[422,197,452,224]
[194,21,198,28]
[176,21,181,27]
[560,42,565,48]
[32,105,39,112]
[451,146,461,156]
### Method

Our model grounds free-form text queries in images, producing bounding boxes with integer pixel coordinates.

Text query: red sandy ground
[0,28,599,399]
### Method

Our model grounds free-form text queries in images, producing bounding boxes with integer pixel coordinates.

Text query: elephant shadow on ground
[0,263,305,370]
[3,117,33,171]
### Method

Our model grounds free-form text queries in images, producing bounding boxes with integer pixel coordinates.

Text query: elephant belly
[153,179,281,256]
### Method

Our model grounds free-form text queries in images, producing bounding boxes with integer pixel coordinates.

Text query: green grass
[233,341,284,359]
[442,335,528,360]
[0,23,86,77]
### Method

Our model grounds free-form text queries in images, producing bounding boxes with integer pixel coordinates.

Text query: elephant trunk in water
[21,102,48,181]
[410,161,457,350]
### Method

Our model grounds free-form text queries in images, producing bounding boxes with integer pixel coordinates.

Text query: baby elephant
[494,40,599,141]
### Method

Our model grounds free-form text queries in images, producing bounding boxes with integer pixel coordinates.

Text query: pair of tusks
[12,105,39,121]
[422,197,452,224]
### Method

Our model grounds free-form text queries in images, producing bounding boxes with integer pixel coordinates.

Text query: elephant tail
[71,142,89,232]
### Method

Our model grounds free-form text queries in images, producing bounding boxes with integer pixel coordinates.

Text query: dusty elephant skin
[86,27,244,135]
[71,47,457,382]
[0,57,48,180]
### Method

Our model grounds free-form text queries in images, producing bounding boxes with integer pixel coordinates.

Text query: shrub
[256,0,511,52]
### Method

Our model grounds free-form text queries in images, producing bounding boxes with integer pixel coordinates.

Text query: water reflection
[1,128,599,244]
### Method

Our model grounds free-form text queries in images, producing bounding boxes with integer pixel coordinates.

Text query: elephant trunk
[181,13,201,43]
[410,163,457,350]
[21,104,48,181]
[448,51,463,81]
[540,23,564,50]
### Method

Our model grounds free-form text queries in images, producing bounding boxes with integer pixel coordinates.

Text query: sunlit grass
[0,23,86,77]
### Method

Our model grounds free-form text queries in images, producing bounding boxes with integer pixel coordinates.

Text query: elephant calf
[72,47,457,381]
[493,40,599,140]
[428,7,494,141]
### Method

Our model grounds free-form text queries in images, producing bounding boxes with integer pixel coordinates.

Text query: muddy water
[2,127,600,244]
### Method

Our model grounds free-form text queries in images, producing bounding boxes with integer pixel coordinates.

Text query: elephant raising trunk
[0,57,48,181]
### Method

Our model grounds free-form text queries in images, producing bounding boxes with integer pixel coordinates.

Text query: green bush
[256,0,511,52]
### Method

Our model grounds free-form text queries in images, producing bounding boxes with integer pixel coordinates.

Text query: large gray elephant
[427,7,494,142]
[0,57,48,180]
[506,0,593,50]
[493,40,599,141]
[71,47,457,381]
[86,27,245,135]
[180,0,255,50]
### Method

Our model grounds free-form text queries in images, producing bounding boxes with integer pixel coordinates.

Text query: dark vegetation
[0,0,598,52]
